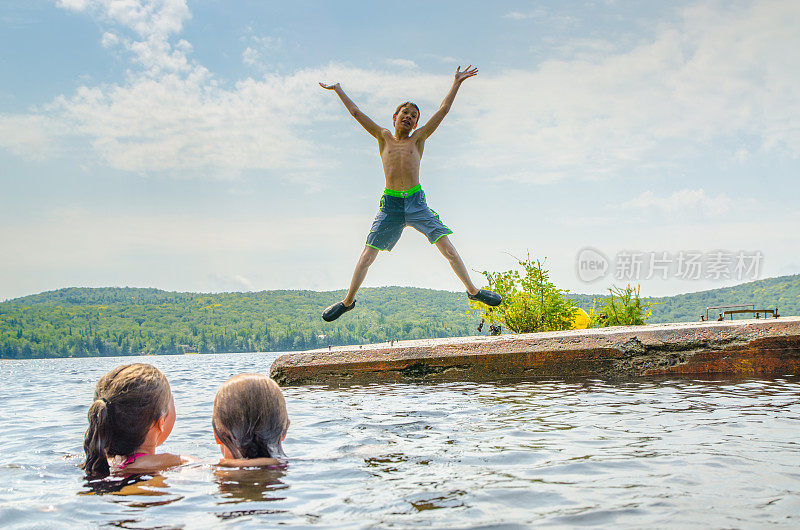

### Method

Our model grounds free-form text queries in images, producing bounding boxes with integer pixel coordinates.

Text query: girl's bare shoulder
[111,453,191,474]
[216,457,282,468]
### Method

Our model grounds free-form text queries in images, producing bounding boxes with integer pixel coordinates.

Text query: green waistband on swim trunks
[383,184,422,198]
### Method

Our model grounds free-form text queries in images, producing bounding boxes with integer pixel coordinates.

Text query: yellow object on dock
[571,308,590,329]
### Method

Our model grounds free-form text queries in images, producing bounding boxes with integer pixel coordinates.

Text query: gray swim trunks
[366,184,453,251]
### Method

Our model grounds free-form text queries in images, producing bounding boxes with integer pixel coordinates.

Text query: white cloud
[423,53,458,64]
[1,59,450,177]
[59,0,190,39]
[385,58,418,69]
[56,0,89,10]
[100,31,118,48]
[503,9,547,20]
[503,7,576,26]
[251,35,280,50]
[58,0,192,75]
[466,0,800,183]
[240,34,280,68]
[623,189,733,215]
[0,115,64,160]
[1,0,798,187]
[0,1,450,178]
[242,47,259,66]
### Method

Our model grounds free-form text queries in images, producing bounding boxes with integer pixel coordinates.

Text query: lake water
[1,353,799,528]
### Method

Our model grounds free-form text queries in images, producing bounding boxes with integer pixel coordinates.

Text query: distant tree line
[569,274,798,323]
[0,287,478,359]
[1,276,797,359]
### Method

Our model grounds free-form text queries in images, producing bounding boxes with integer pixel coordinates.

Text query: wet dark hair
[394,101,420,117]
[81,364,171,478]
[212,374,290,460]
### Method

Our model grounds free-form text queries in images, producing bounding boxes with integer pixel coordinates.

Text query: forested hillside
[0,287,476,358]
[570,274,800,322]
[2,275,798,359]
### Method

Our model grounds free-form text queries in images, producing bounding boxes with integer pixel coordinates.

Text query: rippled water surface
[1,353,799,528]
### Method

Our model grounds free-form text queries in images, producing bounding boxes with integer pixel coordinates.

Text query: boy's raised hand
[319,81,383,138]
[454,65,478,84]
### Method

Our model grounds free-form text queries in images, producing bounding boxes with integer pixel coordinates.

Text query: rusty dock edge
[269,317,800,386]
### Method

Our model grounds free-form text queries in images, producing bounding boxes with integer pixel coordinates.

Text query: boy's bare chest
[380,138,421,165]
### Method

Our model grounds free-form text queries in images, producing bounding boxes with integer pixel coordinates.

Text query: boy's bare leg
[343,246,379,306]
[434,236,479,295]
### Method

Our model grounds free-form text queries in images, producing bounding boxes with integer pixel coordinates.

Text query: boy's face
[393,105,419,132]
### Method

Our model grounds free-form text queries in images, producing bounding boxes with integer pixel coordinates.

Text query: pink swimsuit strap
[119,452,148,469]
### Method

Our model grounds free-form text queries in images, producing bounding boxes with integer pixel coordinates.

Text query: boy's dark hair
[394,101,420,116]
[82,364,171,478]
[213,374,290,459]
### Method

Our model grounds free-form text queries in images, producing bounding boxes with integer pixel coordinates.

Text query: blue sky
[1,0,799,301]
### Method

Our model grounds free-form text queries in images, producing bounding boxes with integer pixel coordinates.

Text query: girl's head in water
[82,363,175,477]
[212,373,289,460]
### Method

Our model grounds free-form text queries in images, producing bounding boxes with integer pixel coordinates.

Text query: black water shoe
[322,300,356,322]
[468,289,502,307]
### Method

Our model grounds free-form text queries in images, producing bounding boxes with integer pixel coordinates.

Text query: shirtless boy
[319,66,502,322]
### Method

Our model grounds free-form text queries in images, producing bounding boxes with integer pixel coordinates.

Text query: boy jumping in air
[319,65,502,322]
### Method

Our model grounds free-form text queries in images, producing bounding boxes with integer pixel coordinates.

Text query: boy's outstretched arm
[319,82,384,139]
[414,65,478,141]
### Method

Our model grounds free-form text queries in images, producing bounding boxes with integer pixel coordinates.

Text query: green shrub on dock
[589,284,652,327]
[471,255,578,334]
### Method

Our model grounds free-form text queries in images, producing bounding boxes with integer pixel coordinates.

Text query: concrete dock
[270,316,800,385]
